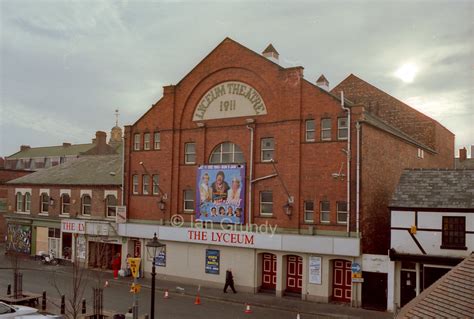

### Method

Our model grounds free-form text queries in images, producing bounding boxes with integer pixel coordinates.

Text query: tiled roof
[390,169,474,209]
[7,143,95,159]
[7,155,121,185]
[397,253,474,318]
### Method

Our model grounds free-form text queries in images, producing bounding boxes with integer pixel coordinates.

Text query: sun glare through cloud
[394,62,418,83]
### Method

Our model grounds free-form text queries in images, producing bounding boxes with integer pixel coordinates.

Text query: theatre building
[119,38,453,308]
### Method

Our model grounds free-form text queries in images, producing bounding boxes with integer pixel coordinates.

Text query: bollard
[42,291,47,311]
[82,298,86,314]
[7,284,11,295]
[60,295,65,314]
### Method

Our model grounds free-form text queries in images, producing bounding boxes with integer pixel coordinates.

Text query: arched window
[40,193,49,213]
[61,194,70,215]
[106,195,117,218]
[16,192,23,212]
[24,192,31,212]
[82,195,91,215]
[209,142,244,164]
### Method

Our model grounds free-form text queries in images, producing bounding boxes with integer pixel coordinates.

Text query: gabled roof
[390,169,474,209]
[7,155,121,186]
[262,43,279,55]
[316,74,329,84]
[397,253,474,318]
[7,143,95,159]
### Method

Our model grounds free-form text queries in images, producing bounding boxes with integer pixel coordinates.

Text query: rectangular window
[304,201,314,222]
[152,175,159,195]
[134,134,141,151]
[132,175,139,194]
[260,191,273,216]
[321,118,331,141]
[48,228,61,238]
[82,195,91,215]
[154,132,161,150]
[320,201,330,223]
[184,190,194,211]
[261,138,275,162]
[442,216,466,249]
[185,142,196,164]
[41,193,49,213]
[16,193,23,212]
[24,193,31,212]
[337,201,348,224]
[144,133,151,150]
[61,194,70,215]
[338,117,348,140]
[305,120,315,142]
[417,148,424,159]
[142,175,150,195]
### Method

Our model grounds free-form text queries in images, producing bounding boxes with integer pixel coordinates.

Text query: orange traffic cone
[244,303,253,314]
[194,293,201,305]
[164,289,169,299]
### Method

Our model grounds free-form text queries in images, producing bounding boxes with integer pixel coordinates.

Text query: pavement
[0,244,391,318]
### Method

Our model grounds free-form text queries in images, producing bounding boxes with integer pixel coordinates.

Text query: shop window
[320,201,330,223]
[338,117,348,140]
[337,201,348,224]
[209,142,244,164]
[16,192,23,212]
[48,228,61,238]
[441,216,466,249]
[133,133,141,151]
[321,118,331,141]
[132,175,139,194]
[40,193,49,213]
[260,191,273,216]
[144,133,151,150]
[82,195,91,215]
[142,175,150,195]
[261,138,274,162]
[106,194,117,218]
[185,142,196,164]
[305,119,315,142]
[24,192,31,212]
[183,189,194,212]
[304,201,314,222]
[61,194,70,215]
[152,175,160,195]
[154,132,161,150]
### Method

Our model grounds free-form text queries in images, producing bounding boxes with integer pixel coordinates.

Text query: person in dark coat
[223,268,237,293]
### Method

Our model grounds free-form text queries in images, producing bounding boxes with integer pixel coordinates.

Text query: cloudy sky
[1,0,472,157]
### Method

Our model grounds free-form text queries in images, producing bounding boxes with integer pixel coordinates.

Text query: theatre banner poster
[196,164,245,224]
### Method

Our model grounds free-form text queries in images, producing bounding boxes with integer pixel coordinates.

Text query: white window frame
[185,142,196,164]
[304,200,314,223]
[261,138,275,162]
[183,189,194,212]
[16,192,23,212]
[142,175,150,195]
[152,175,160,195]
[143,133,151,150]
[320,201,330,223]
[417,148,424,159]
[106,194,118,218]
[40,192,49,214]
[337,201,348,224]
[154,132,161,150]
[209,142,244,164]
[305,119,315,142]
[132,175,139,194]
[60,193,71,216]
[259,191,273,216]
[82,194,92,216]
[321,118,332,141]
[134,133,141,151]
[24,192,31,212]
[337,117,348,140]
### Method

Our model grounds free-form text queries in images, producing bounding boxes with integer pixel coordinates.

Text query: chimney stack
[95,131,107,146]
[63,142,71,147]
[262,44,279,64]
[20,145,31,152]
[459,147,467,161]
[471,145,474,159]
[316,75,329,91]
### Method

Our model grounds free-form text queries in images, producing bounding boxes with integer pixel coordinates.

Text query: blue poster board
[155,250,166,267]
[205,249,220,275]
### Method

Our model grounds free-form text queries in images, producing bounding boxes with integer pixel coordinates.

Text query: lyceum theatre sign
[193,81,267,120]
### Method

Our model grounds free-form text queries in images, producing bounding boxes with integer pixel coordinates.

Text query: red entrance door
[332,259,352,302]
[261,253,276,290]
[286,255,302,294]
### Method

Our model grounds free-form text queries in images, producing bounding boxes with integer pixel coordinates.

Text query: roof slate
[397,253,474,318]
[390,169,474,209]
[7,155,121,185]
[455,158,474,169]
[7,143,95,159]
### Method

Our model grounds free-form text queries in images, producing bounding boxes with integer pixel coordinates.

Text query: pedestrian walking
[112,253,121,279]
[223,268,237,293]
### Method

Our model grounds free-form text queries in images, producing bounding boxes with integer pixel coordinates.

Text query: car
[0,302,38,318]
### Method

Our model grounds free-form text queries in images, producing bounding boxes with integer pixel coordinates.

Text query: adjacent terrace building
[117,38,454,309]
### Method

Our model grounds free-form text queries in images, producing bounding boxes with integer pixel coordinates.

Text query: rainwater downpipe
[356,121,361,236]
[341,91,351,236]
[246,125,254,228]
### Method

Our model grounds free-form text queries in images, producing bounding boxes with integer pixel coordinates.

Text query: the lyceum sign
[193,81,267,120]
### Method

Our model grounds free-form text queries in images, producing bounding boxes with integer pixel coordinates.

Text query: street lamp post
[146,233,166,319]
